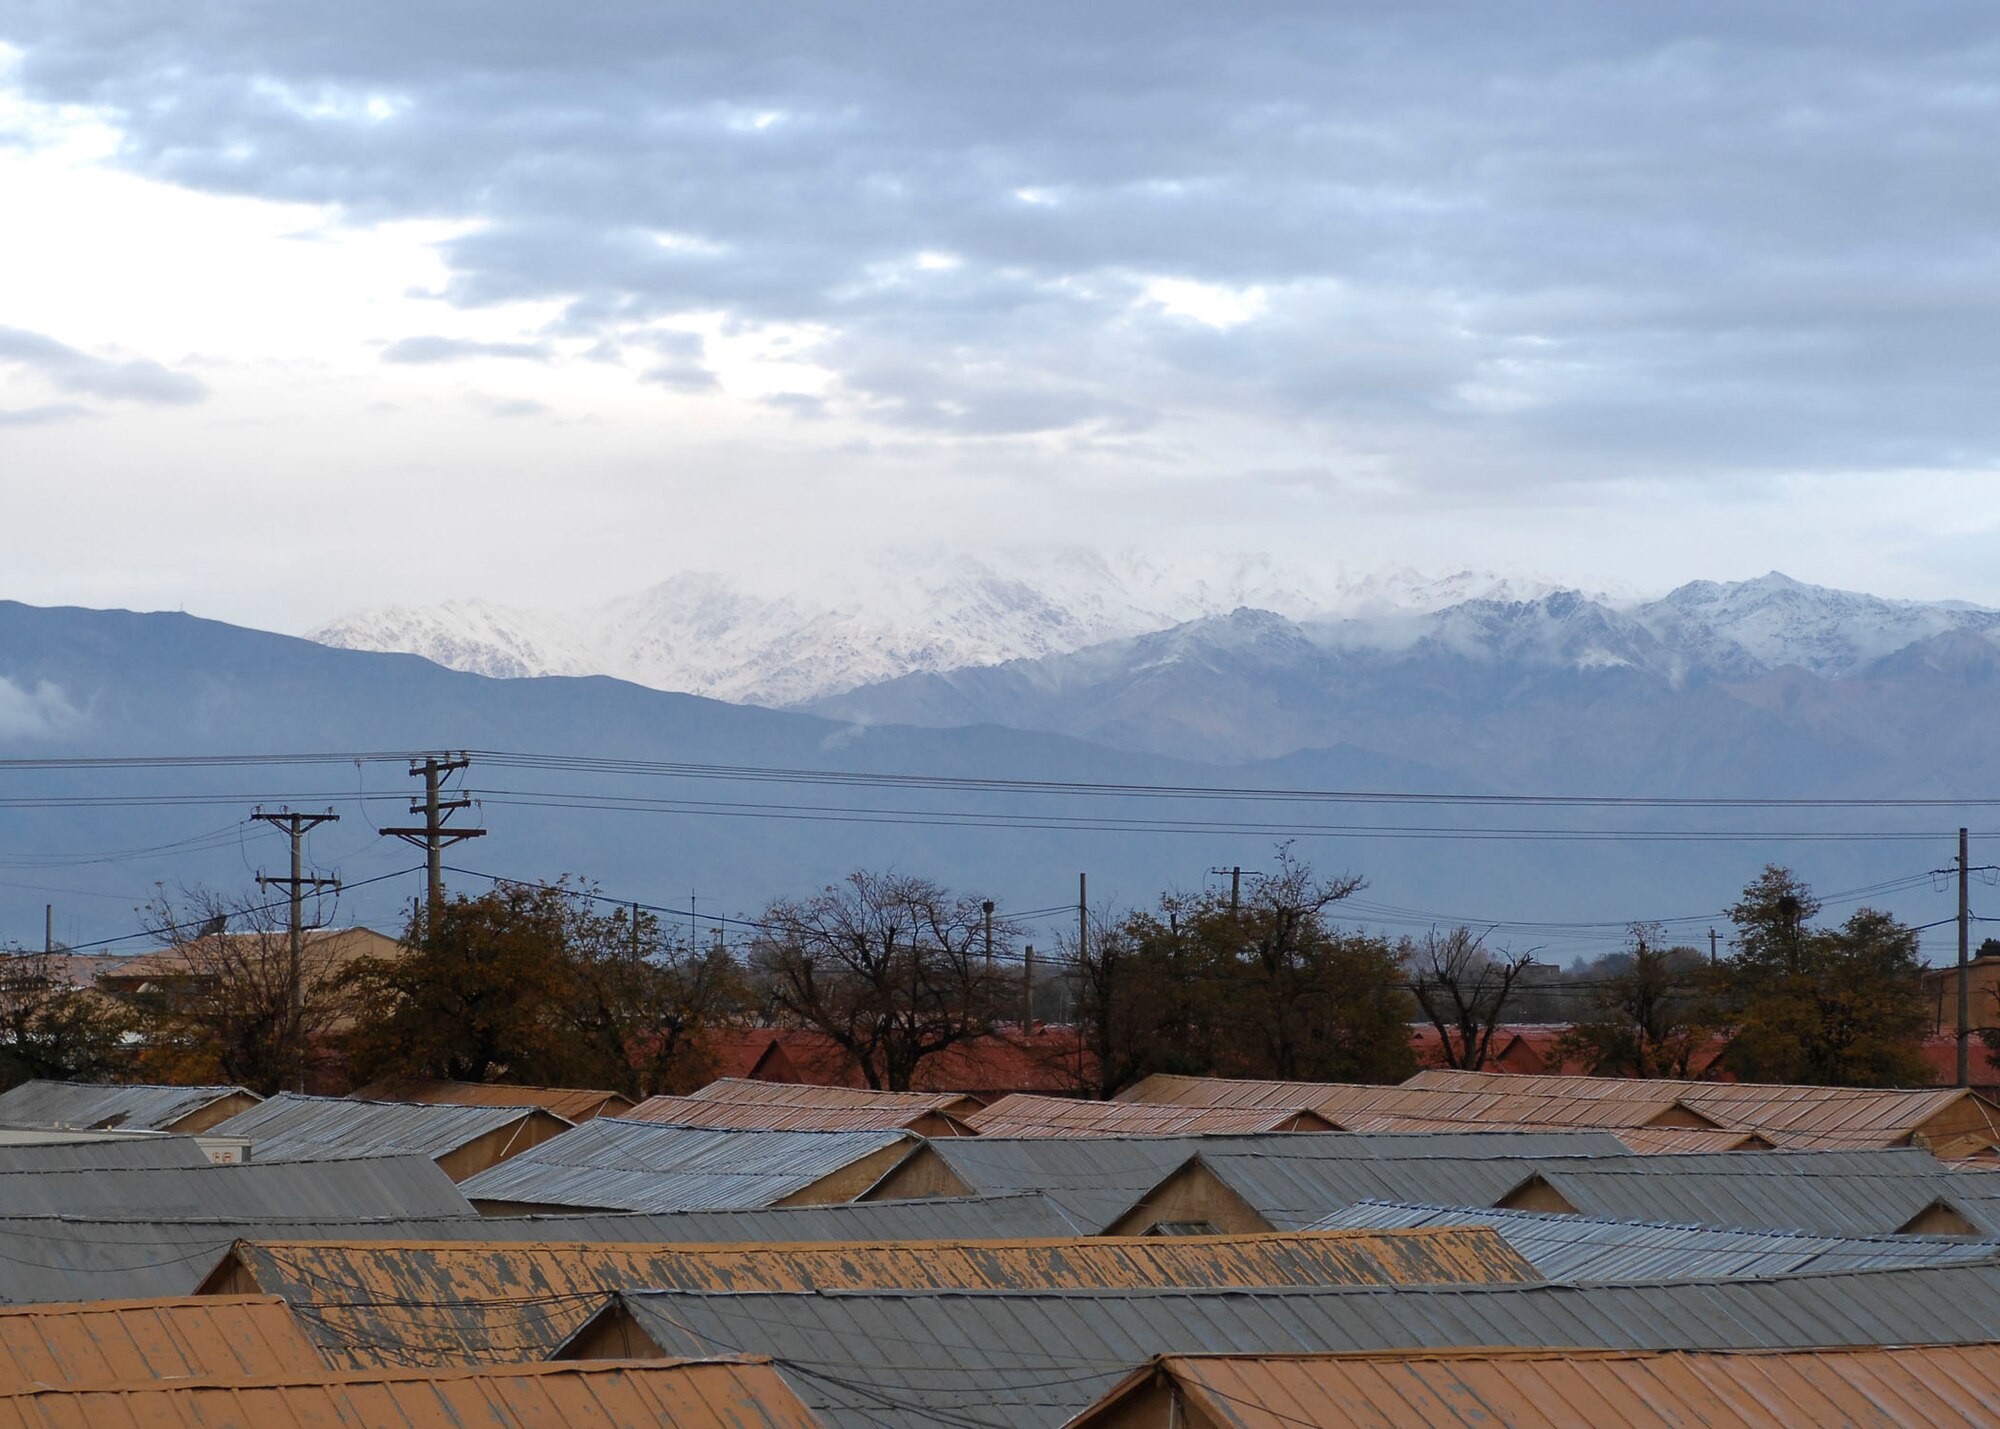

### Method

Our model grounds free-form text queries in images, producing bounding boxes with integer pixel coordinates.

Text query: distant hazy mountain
[0,597,1981,954]
[807,574,2000,779]
[309,551,1582,706]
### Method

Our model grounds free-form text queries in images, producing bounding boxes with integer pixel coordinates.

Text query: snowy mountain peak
[306,556,2000,707]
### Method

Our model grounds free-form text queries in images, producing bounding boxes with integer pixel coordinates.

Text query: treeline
[0,856,1963,1096]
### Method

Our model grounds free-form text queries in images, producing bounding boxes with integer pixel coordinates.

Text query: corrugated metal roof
[0,1295,323,1386]
[1311,1200,2000,1281]
[0,1357,822,1429]
[1407,1068,2000,1149]
[597,1264,2000,1427]
[909,1131,1629,1233]
[0,1137,213,1171]
[459,1119,916,1213]
[965,1096,1329,1137]
[0,1153,473,1221]
[1114,1074,1728,1134]
[223,1228,1539,1368]
[351,1079,633,1123]
[625,1094,973,1135]
[1075,1346,2000,1429]
[0,1197,1078,1305]
[1177,1134,1630,1231]
[685,1078,981,1114]
[1511,1148,2000,1236]
[0,1082,257,1133]
[211,1094,565,1165]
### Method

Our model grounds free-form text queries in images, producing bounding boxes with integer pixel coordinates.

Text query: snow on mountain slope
[308,550,1570,705]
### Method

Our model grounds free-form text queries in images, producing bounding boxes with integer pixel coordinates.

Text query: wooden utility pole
[380,755,485,924]
[1960,827,1972,1089]
[982,900,995,966]
[1708,928,1718,966]
[1023,943,1035,1029]
[252,807,340,1093]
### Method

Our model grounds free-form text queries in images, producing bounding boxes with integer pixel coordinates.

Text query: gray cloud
[380,335,551,364]
[3,3,1997,476]
[0,326,207,404]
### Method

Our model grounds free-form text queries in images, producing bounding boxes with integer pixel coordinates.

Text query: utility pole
[982,900,995,966]
[1077,872,1087,970]
[1960,827,1972,1089]
[1708,928,1718,966]
[379,755,485,925]
[252,807,340,1093]
[1023,943,1036,1029]
[43,905,51,956]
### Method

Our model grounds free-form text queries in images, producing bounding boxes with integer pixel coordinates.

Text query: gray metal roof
[0,1135,214,1171]
[0,1153,472,1221]
[1311,1200,2000,1281]
[459,1119,915,1213]
[1507,1148,2000,1236]
[917,1131,1627,1233]
[531,1191,1085,1243]
[0,1080,256,1132]
[209,1093,555,1163]
[601,1264,2000,1428]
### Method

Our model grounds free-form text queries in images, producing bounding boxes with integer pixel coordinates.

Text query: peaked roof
[222,1228,1537,1367]
[1407,1068,2000,1149]
[0,1081,259,1133]
[965,1095,1333,1137]
[1073,1345,2000,1429]
[0,1295,322,1387]
[593,1263,2000,1427]
[459,1119,917,1213]
[350,1078,633,1123]
[1313,1200,2000,1281]
[627,1079,979,1134]
[0,1357,822,1429]
[0,1154,472,1220]
[210,1094,565,1165]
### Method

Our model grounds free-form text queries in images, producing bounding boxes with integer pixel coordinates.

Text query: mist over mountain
[809,574,2000,786]
[309,551,1587,706]
[0,574,1989,959]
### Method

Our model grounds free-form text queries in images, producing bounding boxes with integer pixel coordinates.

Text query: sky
[2,2,1998,632]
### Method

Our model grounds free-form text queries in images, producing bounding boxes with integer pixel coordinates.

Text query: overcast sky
[1,2,1997,631]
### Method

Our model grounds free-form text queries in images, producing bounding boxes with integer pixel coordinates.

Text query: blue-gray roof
[210,1093,558,1164]
[0,1080,256,1131]
[0,1152,471,1222]
[460,1119,917,1212]
[1311,1200,2000,1280]
[906,1130,1629,1232]
[600,1263,2000,1428]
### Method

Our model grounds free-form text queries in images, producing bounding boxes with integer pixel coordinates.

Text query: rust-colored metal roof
[0,1357,819,1429]
[1408,1068,2000,1149]
[0,1295,323,1387]
[966,1095,1333,1137]
[1336,1118,1766,1153]
[1074,1345,2000,1428]
[206,1229,1539,1367]
[684,1078,982,1114]
[352,1079,635,1123]
[1114,1075,1723,1134]
[627,1087,975,1135]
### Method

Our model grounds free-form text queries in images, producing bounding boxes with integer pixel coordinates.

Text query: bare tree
[132,887,357,1093]
[1406,926,1535,1071]
[751,871,1013,1090]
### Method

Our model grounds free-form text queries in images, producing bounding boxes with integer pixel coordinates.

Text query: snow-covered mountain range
[307,551,1600,706]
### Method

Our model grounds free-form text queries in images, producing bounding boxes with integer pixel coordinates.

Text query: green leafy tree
[0,948,133,1089]
[1721,866,1930,1086]
[1556,924,1719,1078]
[1068,849,1414,1091]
